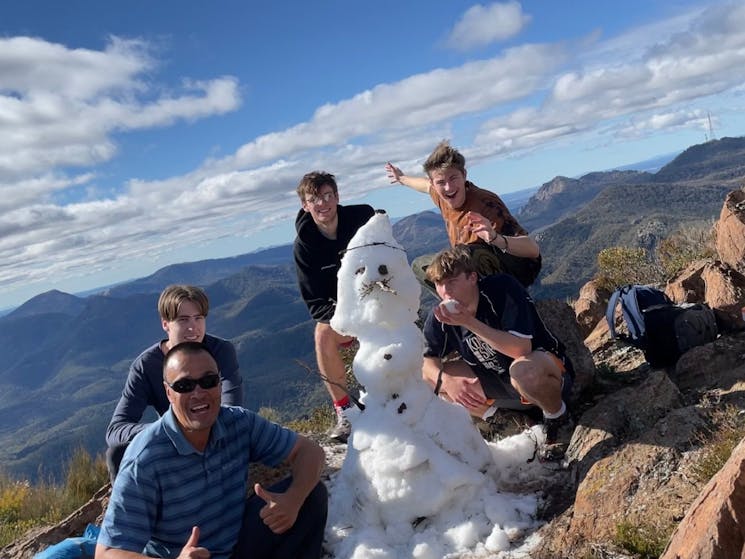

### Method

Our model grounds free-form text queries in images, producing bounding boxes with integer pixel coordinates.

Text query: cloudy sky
[2,0,745,309]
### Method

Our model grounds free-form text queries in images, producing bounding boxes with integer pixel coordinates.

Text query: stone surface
[660,437,745,559]
[715,188,745,273]
[573,279,612,339]
[536,298,596,398]
[665,260,708,303]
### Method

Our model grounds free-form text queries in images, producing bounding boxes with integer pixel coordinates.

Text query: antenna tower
[707,111,716,141]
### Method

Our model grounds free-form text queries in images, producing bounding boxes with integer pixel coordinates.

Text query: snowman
[326,211,537,559]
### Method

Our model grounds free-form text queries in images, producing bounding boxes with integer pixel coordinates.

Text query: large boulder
[534,371,706,559]
[573,279,611,339]
[536,299,596,398]
[715,188,745,273]
[672,332,745,396]
[665,260,708,303]
[701,261,745,331]
[660,436,745,559]
[666,260,745,331]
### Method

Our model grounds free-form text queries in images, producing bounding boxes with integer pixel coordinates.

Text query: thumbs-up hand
[178,526,210,558]
[254,483,301,534]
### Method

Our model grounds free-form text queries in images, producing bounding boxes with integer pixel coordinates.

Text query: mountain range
[2,136,744,481]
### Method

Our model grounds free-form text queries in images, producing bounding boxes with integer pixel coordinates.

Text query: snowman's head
[331,211,420,335]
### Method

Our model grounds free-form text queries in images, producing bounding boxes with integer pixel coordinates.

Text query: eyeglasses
[305,191,336,205]
[166,373,221,393]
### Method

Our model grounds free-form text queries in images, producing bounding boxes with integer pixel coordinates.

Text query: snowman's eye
[378,265,388,275]
[355,267,365,275]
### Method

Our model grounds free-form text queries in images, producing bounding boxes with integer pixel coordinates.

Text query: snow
[325,211,553,558]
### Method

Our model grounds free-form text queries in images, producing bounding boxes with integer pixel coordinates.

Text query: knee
[509,359,543,391]
[314,323,335,350]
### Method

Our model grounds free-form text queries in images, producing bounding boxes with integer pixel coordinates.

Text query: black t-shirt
[423,274,568,378]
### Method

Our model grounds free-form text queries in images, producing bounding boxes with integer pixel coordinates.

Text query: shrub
[595,247,663,291]
[0,447,108,548]
[655,222,716,278]
[614,520,672,559]
[692,405,745,484]
[63,446,108,503]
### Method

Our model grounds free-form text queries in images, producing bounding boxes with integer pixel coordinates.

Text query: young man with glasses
[105,284,244,481]
[96,342,327,559]
[293,171,375,443]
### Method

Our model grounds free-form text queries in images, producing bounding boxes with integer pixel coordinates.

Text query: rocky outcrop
[665,259,745,331]
[536,299,596,397]
[573,279,611,339]
[715,188,745,273]
[660,437,745,559]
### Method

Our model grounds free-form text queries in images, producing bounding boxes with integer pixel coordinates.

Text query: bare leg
[509,351,564,415]
[314,322,354,401]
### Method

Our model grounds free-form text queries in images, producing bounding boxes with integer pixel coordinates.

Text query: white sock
[543,400,566,420]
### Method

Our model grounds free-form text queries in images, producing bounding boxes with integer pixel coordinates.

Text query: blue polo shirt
[98,406,297,558]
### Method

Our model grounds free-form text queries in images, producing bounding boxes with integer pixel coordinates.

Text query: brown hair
[422,140,467,177]
[158,285,209,322]
[425,246,476,284]
[296,171,338,201]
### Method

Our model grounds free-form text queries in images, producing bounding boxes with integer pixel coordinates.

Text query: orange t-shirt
[429,181,528,246]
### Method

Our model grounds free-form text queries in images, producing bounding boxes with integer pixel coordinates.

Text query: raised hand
[385,162,404,184]
[179,526,210,559]
[254,483,301,535]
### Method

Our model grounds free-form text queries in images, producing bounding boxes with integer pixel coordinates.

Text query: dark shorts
[476,350,573,409]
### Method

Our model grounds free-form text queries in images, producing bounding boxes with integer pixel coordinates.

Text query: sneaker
[540,411,574,462]
[326,413,351,443]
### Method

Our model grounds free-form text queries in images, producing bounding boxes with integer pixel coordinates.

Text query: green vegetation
[656,222,716,278]
[0,447,108,548]
[594,222,716,291]
[692,405,745,484]
[614,520,673,559]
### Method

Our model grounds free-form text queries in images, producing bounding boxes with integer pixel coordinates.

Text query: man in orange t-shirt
[386,141,541,291]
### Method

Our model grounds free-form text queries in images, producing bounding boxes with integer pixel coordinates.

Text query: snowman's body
[327,212,535,558]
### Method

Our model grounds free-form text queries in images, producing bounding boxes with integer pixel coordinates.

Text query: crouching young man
[96,342,327,559]
[420,246,574,461]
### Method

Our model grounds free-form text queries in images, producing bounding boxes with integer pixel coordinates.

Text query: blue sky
[2,0,745,309]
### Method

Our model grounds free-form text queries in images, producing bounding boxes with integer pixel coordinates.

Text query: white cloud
[445,2,531,51]
[0,36,241,182]
[3,2,745,306]
[472,2,745,159]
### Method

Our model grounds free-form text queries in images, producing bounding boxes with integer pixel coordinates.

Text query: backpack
[606,284,718,368]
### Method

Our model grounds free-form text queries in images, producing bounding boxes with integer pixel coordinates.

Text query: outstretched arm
[385,162,430,193]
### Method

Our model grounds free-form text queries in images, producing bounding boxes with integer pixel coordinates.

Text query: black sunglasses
[166,372,221,393]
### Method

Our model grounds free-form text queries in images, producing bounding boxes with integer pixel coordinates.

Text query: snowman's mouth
[359,278,397,298]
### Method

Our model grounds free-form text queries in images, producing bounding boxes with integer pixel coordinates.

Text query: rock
[672,332,745,396]
[660,436,745,559]
[536,299,596,398]
[567,370,684,468]
[573,279,612,339]
[536,387,706,559]
[701,261,745,331]
[665,260,708,303]
[714,188,745,273]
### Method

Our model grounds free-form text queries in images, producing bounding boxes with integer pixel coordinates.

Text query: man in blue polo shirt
[96,342,327,559]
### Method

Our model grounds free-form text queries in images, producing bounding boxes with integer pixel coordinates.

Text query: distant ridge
[7,289,86,320]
